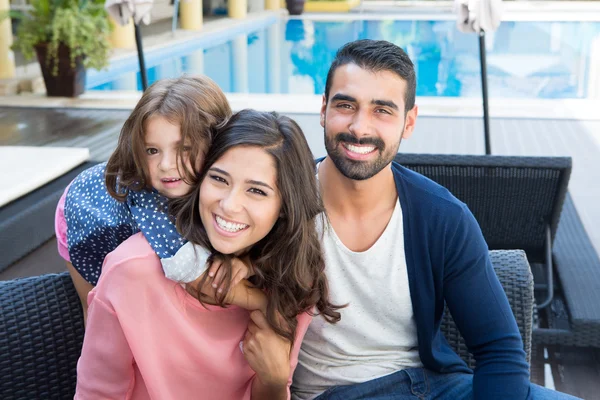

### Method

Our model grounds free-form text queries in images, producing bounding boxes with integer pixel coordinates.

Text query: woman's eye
[182,146,192,152]
[249,188,267,196]
[146,148,158,155]
[210,174,227,184]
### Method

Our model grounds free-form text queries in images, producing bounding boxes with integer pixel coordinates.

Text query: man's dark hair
[324,39,416,113]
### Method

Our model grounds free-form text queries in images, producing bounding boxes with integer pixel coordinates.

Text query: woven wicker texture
[0,273,84,400]
[441,250,534,369]
[394,153,600,348]
[395,154,571,264]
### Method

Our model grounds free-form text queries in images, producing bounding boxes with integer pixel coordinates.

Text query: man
[289,40,578,400]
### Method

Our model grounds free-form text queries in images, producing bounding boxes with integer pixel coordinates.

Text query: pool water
[89,18,600,99]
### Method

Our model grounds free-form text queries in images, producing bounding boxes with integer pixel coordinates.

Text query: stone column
[109,16,136,49]
[266,21,281,93]
[181,0,203,31]
[229,0,247,19]
[231,34,248,92]
[588,36,600,99]
[0,0,16,79]
[265,0,279,10]
[185,48,205,75]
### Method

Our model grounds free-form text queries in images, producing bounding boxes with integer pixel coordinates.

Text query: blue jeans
[314,368,580,400]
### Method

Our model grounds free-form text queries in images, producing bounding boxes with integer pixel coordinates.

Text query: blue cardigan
[392,161,530,399]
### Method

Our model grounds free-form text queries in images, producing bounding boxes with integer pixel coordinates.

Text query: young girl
[74,110,341,400]
[54,75,243,321]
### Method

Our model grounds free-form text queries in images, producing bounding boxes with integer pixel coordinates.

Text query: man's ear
[320,94,327,128]
[402,105,418,140]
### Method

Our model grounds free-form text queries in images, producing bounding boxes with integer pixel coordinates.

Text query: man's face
[321,63,417,181]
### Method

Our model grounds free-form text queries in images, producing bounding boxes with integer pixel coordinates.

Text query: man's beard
[324,128,402,181]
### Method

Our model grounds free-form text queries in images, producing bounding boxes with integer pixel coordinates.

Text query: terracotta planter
[34,43,86,97]
[285,0,305,15]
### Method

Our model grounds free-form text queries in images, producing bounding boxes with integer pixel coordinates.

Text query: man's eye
[376,109,391,114]
[337,103,352,109]
[146,148,158,155]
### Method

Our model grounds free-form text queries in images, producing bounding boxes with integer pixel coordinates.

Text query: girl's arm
[75,290,135,399]
[56,184,94,324]
[65,262,94,325]
[225,279,268,313]
[192,272,268,313]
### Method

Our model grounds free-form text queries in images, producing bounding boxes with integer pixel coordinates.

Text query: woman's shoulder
[292,312,313,346]
[93,233,174,310]
[101,233,163,282]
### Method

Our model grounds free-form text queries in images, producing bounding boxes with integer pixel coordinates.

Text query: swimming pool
[88,17,600,99]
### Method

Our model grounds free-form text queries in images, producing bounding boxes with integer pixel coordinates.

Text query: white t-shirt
[292,201,422,400]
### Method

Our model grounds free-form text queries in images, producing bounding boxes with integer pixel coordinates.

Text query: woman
[75,110,341,400]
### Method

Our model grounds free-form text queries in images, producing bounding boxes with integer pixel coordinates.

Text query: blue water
[89,18,600,99]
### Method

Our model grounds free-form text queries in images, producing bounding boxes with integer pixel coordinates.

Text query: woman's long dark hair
[171,109,342,342]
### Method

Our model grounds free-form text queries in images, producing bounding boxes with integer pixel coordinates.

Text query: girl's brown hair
[105,75,232,201]
[171,109,342,342]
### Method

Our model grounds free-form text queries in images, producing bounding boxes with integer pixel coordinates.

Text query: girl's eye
[249,188,267,196]
[209,174,227,184]
[182,146,192,152]
[146,148,158,155]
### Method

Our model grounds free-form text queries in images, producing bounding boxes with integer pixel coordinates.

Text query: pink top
[75,232,312,400]
[54,185,70,262]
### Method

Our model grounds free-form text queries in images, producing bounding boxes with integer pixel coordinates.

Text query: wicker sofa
[0,250,533,399]
[395,153,600,351]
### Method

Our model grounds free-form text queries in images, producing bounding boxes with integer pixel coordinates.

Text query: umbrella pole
[135,23,149,91]
[479,30,491,155]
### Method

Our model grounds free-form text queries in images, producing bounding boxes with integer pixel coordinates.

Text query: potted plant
[9,0,111,97]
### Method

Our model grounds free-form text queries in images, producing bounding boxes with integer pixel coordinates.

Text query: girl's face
[199,146,282,255]
[144,115,198,198]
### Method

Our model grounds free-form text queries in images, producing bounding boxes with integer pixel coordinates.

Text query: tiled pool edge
[86,12,281,88]
[1,93,598,121]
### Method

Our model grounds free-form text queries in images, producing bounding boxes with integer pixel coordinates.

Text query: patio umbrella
[105,0,154,91]
[455,0,503,155]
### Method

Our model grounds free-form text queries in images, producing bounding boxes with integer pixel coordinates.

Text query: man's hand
[243,310,291,399]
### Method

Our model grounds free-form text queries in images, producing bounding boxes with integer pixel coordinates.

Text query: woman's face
[199,146,282,255]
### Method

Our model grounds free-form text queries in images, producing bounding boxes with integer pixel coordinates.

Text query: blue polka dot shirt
[64,163,187,285]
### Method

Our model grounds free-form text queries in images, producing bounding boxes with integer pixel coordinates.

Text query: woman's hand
[244,310,291,399]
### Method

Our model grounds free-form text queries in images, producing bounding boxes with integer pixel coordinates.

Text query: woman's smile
[213,213,249,236]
